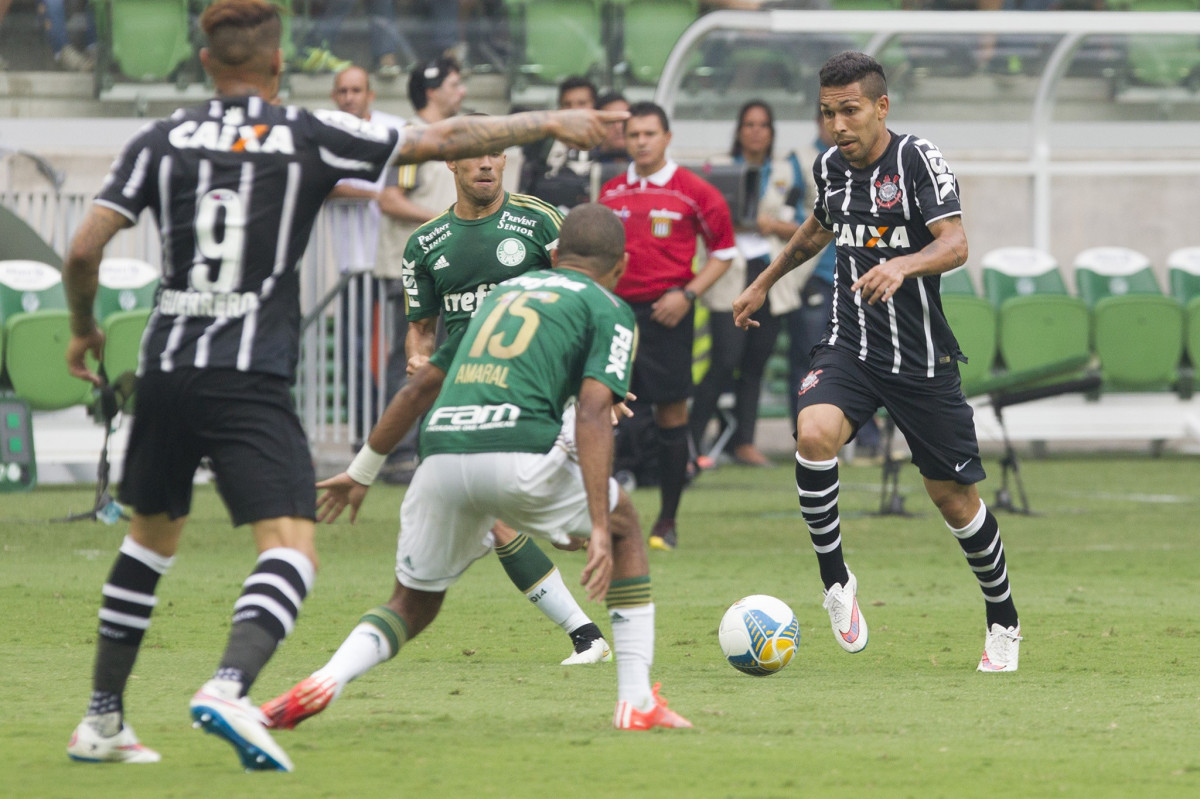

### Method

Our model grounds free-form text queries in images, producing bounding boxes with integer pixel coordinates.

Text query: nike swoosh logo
[826,187,846,197]
[955,460,971,472]
[839,602,861,642]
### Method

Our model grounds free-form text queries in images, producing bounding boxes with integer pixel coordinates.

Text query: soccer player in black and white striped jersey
[734,51,1021,674]
[61,0,623,771]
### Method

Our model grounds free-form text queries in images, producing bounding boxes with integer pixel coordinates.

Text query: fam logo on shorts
[875,175,903,209]
[797,369,823,397]
[496,238,527,267]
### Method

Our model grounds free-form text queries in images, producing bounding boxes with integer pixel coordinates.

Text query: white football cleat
[978,623,1022,672]
[822,569,868,653]
[561,636,613,665]
[67,719,161,764]
[190,680,293,772]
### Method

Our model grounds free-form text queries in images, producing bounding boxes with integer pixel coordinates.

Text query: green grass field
[3,454,1199,798]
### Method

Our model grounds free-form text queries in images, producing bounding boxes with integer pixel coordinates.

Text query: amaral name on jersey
[834,223,911,249]
[426,403,521,432]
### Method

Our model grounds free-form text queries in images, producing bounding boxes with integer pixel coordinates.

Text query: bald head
[201,0,281,79]
[556,204,626,281]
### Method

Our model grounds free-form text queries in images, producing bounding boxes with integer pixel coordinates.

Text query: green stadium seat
[942,294,996,397]
[940,264,977,295]
[507,0,607,86]
[97,258,160,319]
[96,0,193,82]
[611,0,698,86]
[981,247,1091,376]
[0,261,94,410]
[1166,247,1200,370]
[1073,246,1185,392]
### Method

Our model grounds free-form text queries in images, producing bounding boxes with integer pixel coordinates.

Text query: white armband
[345,444,389,486]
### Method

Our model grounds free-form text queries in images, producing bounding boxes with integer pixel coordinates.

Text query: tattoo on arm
[398,112,554,163]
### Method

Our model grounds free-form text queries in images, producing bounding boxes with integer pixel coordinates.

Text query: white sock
[314,622,396,694]
[610,603,655,710]
[528,568,591,634]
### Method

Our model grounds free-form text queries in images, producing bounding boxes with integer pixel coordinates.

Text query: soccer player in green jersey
[263,203,692,732]
[394,148,612,665]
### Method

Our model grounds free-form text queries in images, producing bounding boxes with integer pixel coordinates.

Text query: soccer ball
[718,595,801,676]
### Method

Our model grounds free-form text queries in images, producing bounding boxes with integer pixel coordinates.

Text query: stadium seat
[611,0,699,86]
[1073,246,1185,392]
[1166,246,1200,371]
[942,293,996,398]
[95,0,193,82]
[507,0,607,86]
[97,258,159,319]
[940,264,977,295]
[0,261,94,410]
[981,247,1090,376]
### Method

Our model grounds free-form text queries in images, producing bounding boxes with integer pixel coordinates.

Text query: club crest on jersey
[649,208,682,238]
[496,238,527,267]
[797,369,822,397]
[875,175,903,209]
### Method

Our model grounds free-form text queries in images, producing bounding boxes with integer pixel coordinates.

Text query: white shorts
[395,448,619,592]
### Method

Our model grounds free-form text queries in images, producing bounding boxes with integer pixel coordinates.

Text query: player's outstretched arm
[576,377,616,602]
[733,216,832,329]
[63,205,129,386]
[395,109,628,165]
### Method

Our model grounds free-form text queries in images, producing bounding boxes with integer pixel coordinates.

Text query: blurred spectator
[38,0,95,71]
[591,91,631,164]
[519,75,598,211]
[299,1,408,77]
[691,100,807,469]
[372,56,466,482]
[325,65,407,448]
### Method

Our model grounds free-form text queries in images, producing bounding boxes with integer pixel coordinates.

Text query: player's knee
[795,419,840,461]
[610,489,642,542]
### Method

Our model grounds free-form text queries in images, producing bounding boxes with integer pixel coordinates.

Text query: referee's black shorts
[119,368,317,526]
[795,346,986,485]
[628,300,695,405]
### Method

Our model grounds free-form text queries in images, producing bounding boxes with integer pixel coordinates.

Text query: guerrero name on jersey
[401,192,564,371]
[812,131,964,378]
[420,268,636,457]
[96,97,403,380]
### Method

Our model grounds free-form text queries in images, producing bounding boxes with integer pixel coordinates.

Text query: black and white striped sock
[216,547,315,694]
[88,535,174,719]
[949,503,1018,629]
[796,453,849,590]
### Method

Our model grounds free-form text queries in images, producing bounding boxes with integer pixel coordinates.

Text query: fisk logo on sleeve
[606,324,635,380]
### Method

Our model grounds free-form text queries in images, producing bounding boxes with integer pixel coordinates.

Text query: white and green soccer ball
[718,595,801,676]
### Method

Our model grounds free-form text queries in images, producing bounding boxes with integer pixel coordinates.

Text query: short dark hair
[558,203,625,276]
[408,56,461,110]
[595,91,627,110]
[626,101,669,133]
[557,75,598,107]
[819,51,887,100]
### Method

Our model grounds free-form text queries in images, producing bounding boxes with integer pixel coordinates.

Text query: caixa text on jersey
[157,288,259,318]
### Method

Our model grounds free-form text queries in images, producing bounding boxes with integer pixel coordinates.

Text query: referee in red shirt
[599,102,737,551]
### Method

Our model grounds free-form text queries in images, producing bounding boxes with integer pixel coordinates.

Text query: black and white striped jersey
[811,130,963,378]
[96,95,403,380]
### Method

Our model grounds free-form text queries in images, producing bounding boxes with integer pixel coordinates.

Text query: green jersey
[401,192,564,372]
[420,268,637,457]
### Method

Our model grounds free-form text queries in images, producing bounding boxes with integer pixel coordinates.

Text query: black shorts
[629,300,695,405]
[119,369,317,526]
[796,346,985,484]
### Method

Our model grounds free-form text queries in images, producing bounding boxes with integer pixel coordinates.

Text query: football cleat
[978,623,1022,672]
[822,569,868,653]
[648,519,677,552]
[613,683,693,730]
[260,674,339,730]
[561,637,613,665]
[67,720,160,764]
[190,680,293,772]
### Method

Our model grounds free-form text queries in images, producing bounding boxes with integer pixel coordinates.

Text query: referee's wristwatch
[670,287,697,303]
